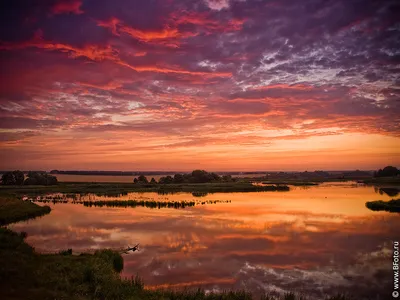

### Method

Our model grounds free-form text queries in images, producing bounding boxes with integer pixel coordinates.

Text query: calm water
[10,182,398,299]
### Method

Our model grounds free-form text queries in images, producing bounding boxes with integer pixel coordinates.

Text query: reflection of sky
[11,184,396,299]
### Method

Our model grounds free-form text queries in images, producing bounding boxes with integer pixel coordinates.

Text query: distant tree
[173,173,185,183]
[24,177,38,185]
[45,174,58,185]
[191,170,209,183]
[1,172,16,185]
[24,172,57,185]
[159,175,173,184]
[189,170,222,183]
[150,177,157,184]
[210,172,221,181]
[13,170,25,185]
[133,178,138,184]
[375,166,399,177]
[1,170,24,185]
[222,175,233,182]
[137,175,148,183]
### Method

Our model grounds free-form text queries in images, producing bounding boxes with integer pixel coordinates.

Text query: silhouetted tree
[374,166,399,177]
[13,170,24,185]
[173,173,185,183]
[137,175,148,183]
[210,172,221,181]
[1,170,24,185]
[159,175,173,184]
[24,172,57,185]
[191,170,210,183]
[1,172,16,185]
[150,177,157,184]
[222,175,233,182]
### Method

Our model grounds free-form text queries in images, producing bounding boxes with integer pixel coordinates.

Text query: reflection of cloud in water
[10,186,397,299]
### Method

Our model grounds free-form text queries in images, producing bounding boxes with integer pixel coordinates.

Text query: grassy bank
[0,181,290,198]
[362,177,400,185]
[365,198,400,213]
[0,197,50,225]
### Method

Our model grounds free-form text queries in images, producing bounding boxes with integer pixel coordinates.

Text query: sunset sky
[0,0,399,171]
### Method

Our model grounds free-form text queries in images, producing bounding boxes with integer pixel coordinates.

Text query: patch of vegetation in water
[82,199,197,209]
[30,197,232,209]
[365,198,400,213]
[260,181,319,186]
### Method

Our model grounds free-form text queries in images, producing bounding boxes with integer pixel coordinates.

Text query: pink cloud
[50,0,84,15]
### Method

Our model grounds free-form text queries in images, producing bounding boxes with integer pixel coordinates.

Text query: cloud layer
[0,0,399,170]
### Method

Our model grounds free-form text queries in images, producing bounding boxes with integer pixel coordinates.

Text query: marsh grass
[362,177,400,185]
[30,197,232,209]
[0,181,290,199]
[365,198,400,212]
[0,197,50,225]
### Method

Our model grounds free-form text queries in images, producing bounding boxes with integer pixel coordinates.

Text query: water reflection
[11,183,397,299]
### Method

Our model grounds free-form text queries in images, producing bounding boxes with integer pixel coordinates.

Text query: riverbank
[0,181,290,197]
[0,197,51,225]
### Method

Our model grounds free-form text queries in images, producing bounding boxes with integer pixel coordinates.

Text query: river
[10,182,397,299]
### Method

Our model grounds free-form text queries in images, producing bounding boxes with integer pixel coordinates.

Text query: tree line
[373,166,400,178]
[1,171,58,186]
[133,170,235,184]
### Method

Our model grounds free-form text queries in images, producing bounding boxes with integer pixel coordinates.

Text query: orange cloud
[96,12,244,47]
[97,17,197,47]
[97,17,120,35]
[120,26,197,47]
[171,11,246,32]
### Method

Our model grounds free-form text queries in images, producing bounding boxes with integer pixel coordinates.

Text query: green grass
[0,197,51,225]
[0,181,290,198]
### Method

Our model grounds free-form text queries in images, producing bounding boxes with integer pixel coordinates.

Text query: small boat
[122,243,140,254]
